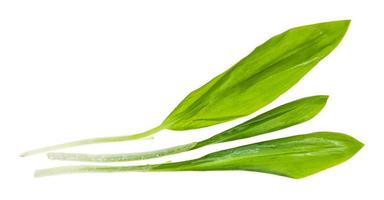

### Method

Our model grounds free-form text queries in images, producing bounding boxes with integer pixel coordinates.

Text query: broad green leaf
[163,20,350,130]
[35,132,363,178]
[47,95,329,162]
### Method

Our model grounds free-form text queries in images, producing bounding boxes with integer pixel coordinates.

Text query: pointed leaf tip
[163,20,350,130]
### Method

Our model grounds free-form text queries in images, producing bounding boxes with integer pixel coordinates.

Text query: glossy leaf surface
[163,20,350,130]
[196,95,328,146]
[36,132,363,178]
[159,132,363,178]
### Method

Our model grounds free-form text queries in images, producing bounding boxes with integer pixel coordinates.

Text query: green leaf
[47,95,329,162]
[35,132,363,178]
[163,20,350,130]
[195,95,329,146]
[21,20,350,156]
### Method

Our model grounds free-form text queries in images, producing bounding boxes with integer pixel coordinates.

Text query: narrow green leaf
[21,20,350,156]
[195,95,329,146]
[35,132,363,178]
[47,95,329,162]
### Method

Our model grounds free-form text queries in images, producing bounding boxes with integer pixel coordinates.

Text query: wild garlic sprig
[35,132,363,178]
[21,20,350,156]
[48,95,328,162]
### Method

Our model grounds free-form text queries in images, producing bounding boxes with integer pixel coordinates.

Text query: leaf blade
[35,132,363,178]
[196,95,328,146]
[154,132,363,178]
[163,20,350,130]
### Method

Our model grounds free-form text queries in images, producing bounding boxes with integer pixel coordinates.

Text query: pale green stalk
[35,165,157,177]
[47,142,198,162]
[20,125,165,157]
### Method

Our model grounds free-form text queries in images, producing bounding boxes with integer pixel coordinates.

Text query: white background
[1,0,383,199]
